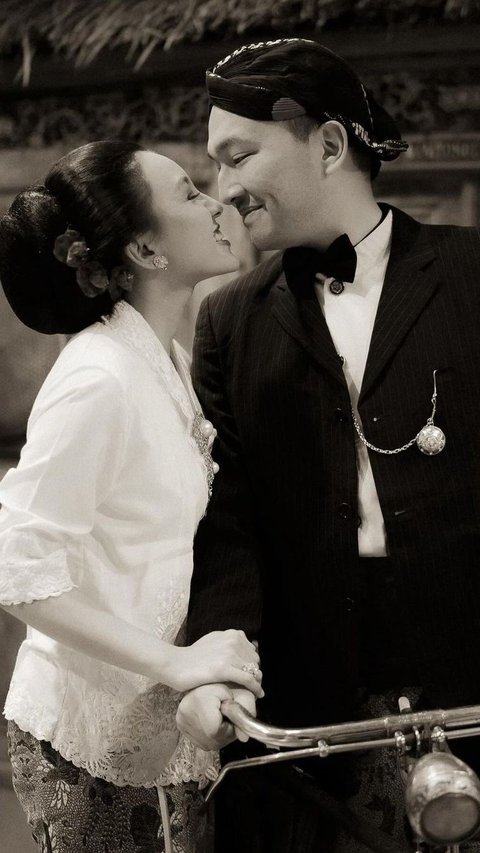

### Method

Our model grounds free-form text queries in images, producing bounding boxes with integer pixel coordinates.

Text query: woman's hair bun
[0,140,153,334]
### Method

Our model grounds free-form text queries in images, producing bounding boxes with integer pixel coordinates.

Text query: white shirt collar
[353,209,392,282]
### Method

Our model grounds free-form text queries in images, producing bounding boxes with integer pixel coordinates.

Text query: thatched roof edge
[1,0,479,84]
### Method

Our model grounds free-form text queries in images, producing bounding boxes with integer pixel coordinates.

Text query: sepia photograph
[1,2,480,851]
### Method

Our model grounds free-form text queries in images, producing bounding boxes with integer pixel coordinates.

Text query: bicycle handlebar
[220,699,480,749]
[205,700,480,847]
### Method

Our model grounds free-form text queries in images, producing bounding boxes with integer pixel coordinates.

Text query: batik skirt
[7,721,212,853]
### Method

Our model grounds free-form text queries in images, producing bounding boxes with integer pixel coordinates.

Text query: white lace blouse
[0,300,219,788]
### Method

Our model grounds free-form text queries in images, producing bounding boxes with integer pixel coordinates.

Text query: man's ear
[318,120,349,174]
[125,237,157,270]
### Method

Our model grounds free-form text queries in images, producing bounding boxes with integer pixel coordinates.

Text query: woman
[0,140,263,853]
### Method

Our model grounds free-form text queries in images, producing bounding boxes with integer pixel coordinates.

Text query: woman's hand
[2,592,262,694]
[168,630,263,696]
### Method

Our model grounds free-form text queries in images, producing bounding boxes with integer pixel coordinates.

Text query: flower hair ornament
[53,227,133,301]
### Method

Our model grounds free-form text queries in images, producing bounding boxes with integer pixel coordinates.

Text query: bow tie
[282,234,357,296]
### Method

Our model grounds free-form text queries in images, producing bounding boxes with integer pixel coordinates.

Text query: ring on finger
[242,662,260,679]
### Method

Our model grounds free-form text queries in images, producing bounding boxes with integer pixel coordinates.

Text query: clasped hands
[174,628,262,750]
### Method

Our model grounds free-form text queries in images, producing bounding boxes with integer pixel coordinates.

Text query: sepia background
[1,1,480,849]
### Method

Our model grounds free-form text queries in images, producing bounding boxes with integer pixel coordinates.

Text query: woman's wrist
[141,640,183,690]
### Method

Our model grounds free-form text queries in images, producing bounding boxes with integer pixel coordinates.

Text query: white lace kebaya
[0,300,219,789]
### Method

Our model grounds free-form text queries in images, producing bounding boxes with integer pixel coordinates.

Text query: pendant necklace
[349,369,446,456]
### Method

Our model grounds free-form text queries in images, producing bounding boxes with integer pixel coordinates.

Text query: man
[177,39,480,851]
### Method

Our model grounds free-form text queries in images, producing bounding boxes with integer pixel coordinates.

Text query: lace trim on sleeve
[0,548,76,606]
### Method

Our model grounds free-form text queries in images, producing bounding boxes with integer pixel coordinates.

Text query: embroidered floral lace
[0,548,75,606]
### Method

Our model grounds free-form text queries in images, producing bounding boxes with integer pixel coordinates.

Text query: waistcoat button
[338,502,352,520]
[334,408,348,424]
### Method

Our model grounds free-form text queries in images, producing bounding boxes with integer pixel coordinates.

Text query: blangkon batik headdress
[206,39,408,162]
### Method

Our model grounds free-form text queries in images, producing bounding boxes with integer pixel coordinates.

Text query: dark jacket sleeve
[186,292,263,643]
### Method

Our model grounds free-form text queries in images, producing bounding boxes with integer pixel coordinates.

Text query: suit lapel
[270,207,438,393]
[359,207,438,403]
[271,268,346,387]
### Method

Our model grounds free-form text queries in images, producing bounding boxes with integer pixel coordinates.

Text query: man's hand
[176,683,258,750]
[229,687,257,743]
[176,683,236,751]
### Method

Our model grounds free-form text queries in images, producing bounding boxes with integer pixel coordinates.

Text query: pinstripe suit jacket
[188,205,480,726]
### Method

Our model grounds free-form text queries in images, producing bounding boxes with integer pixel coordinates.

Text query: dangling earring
[153,255,169,271]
